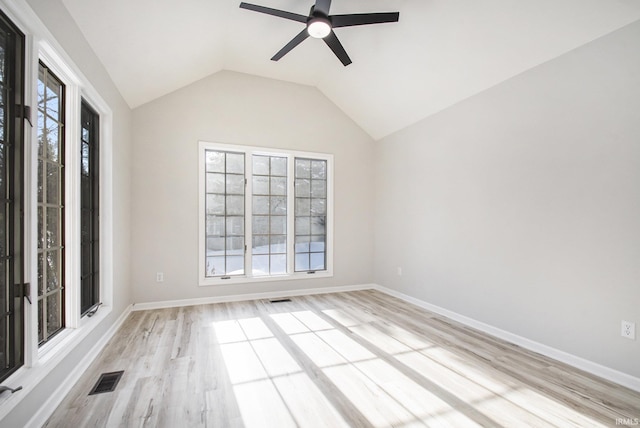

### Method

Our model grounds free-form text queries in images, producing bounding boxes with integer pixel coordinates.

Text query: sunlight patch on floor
[273,373,351,428]
[269,313,311,334]
[213,319,248,344]
[290,310,334,331]
[233,379,296,428]
[238,317,274,340]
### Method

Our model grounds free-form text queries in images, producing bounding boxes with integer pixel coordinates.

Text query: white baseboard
[373,284,640,393]
[131,283,376,311]
[25,304,133,428]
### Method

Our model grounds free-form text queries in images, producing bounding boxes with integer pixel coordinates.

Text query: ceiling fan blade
[314,0,332,16]
[323,31,351,66]
[271,28,310,61]
[239,2,307,23]
[331,12,399,28]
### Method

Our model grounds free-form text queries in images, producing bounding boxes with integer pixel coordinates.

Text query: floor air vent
[269,298,292,303]
[89,371,124,395]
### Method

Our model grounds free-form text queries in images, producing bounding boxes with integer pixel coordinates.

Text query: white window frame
[198,141,334,286]
[0,0,114,417]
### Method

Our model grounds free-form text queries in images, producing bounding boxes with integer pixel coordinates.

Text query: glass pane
[311,217,326,234]
[226,256,244,275]
[37,206,43,250]
[310,236,326,252]
[295,217,310,235]
[226,174,244,195]
[37,159,43,203]
[226,237,244,255]
[295,253,310,271]
[295,198,310,216]
[206,257,225,276]
[271,157,287,177]
[310,253,326,270]
[46,250,60,292]
[226,195,244,216]
[270,196,286,215]
[45,80,60,122]
[311,199,326,216]
[311,180,326,198]
[81,243,91,276]
[270,177,286,196]
[38,253,44,296]
[295,159,311,178]
[271,216,286,235]
[226,216,244,236]
[311,160,326,179]
[206,173,225,194]
[252,155,269,175]
[206,151,225,172]
[252,255,269,276]
[206,237,225,256]
[81,208,91,241]
[252,236,269,254]
[295,179,310,197]
[295,236,310,253]
[252,175,269,195]
[46,291,62,337]
[81,176,90,209]
[253,195,269,215]
[270,235,286,253]
[38,300,44,343]
[206,194,225,215]
[226,153,244,174]
[46,162,59,204]
[253,216,269,235]
[45,126,59,162]
[37,116,44,158]
[206,215,224,236]
[81,142,89,175]
[46,207,59,248]
[271,255,287,274]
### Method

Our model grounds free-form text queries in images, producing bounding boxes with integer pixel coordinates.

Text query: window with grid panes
[204,150,246,277]
[80,100,100,315]
[37,61,65,344]
[199,142,332,284]
[294,158,327,272]
[252,155,288,276]
[0,9,26,382]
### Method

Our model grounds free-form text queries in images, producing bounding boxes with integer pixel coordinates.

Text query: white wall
[0,0,132,426]
[374,21,640,378]
[131,71,374,303]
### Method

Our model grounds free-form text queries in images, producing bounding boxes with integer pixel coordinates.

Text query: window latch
[16,104,32,127]
[18,283,32,304]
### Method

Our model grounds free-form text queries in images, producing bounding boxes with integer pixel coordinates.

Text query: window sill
[199,270,333,287]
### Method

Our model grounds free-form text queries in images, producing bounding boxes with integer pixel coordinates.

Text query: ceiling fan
[239,0,399,66]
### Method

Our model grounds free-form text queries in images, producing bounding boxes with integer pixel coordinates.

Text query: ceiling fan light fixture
[307,17,331,38]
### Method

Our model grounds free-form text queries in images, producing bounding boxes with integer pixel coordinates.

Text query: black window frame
[0,8,26,383]
[80,100,99,316]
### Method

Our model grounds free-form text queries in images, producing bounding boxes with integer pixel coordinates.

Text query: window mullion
[286,154,295,275]
[245,152,252,277]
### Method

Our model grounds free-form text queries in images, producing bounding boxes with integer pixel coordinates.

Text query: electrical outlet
[156,272,164,283]
[621,321,635,340]
[397,267,403,276]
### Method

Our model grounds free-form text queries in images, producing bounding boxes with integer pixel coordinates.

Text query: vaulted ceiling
[62,0,640,139]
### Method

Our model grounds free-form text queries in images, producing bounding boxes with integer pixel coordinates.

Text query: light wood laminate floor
[45,290,640,427]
